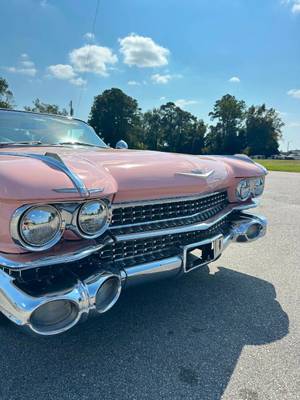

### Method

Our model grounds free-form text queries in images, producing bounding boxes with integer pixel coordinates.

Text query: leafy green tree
[88,88,142,147]
[142,108,164,151]
[0,77,14,109]
[24,98,68,115]
[143,102,206,154]
[244,104,283,156]
[206,94,246,154]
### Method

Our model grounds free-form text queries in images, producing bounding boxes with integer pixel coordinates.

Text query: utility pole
[69,100,74,117]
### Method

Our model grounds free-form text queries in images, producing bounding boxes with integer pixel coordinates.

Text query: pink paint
[0,147,266,253]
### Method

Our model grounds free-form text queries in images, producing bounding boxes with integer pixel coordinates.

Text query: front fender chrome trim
[0,151,89,197]
[0,235,113,271]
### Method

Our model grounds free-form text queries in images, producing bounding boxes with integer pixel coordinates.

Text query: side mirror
[115,140,128,149]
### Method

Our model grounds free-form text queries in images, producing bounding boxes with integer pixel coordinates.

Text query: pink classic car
[0,109,267,336]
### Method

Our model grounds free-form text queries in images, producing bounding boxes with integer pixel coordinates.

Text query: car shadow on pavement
[0,266,289,400]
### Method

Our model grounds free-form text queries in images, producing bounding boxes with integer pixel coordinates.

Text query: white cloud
[21,60,35,68]
[48,64,76,80]
[151,73,172,84]
[287,89,300,99]
[83,32,95,41]
[119,34,170,68]
[175,99,199,109]
[282,0,300,14]
[47,64,86,86]
[292,2,300,13]
[70,77,87,86]
[69,44,118,76]
[229,76,240,83]
[6,67,36,76]
[151,73,182,84]
[127,80,140,86]
[160,96,166,101]
[4,54,37,76]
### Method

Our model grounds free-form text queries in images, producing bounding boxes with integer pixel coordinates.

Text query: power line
[76,0,100,116]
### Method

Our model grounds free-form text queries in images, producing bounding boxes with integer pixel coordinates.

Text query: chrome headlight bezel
[252,176,265,197]
[11,204,64,252]
[236,176,265,202]
[236,179,252,201]
[76,199,109,239]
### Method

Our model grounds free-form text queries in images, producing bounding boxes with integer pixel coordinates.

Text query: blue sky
[1,0,299,149]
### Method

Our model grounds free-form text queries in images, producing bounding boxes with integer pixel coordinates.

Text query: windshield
[0,110,108,148]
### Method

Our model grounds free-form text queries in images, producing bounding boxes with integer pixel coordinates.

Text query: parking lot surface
[0,171,299,400]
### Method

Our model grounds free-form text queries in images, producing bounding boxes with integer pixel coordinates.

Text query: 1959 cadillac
[0,109,267,336]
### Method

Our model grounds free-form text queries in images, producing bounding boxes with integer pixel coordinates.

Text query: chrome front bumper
[0,212,267,336]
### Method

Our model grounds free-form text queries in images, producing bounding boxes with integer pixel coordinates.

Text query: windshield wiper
[57,141,103,148]
[0,141,44,147]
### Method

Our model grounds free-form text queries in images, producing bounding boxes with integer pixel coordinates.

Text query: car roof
[0,108,87,125]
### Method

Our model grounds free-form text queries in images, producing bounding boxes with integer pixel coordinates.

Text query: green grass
[253,159,300,173]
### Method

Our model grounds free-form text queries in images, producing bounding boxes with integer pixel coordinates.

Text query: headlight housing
[252,176,265,196]
[236,176,265,201]
[17,205,63,251]
[77,200,109,238]
[236,179,251,201]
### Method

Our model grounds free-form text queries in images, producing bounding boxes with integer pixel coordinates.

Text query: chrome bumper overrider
[0,212,267,336]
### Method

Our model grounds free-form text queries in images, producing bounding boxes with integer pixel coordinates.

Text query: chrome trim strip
[0,151,89,197]
[114,201,258,241]
[0,235,113,271]
[176,170,214,178]
[53,188,104,194]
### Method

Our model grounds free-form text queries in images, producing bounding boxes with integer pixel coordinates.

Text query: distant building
[274,150,300,160]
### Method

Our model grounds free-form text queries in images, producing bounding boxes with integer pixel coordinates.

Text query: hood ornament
[176,169,214,178]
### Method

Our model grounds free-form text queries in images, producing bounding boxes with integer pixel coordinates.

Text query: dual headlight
[236,176,265,202]
[12,200,109,251]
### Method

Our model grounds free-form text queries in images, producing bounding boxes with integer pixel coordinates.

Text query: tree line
[1,77,283,156]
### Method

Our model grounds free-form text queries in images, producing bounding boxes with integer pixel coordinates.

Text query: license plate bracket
[183,234,224,273]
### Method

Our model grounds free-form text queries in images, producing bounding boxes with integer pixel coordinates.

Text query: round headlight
[236,179,251,201]
[78,200,109,237]
[19,205,63,250]
[253,176,265,196]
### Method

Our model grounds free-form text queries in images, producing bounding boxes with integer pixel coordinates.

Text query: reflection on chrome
[0,212,267,336]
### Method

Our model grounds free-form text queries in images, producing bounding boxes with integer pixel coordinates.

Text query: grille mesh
[111,191,228,228]
[98,217,230,267]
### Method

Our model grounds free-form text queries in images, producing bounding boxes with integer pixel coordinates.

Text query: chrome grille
[111,191,228,232]
[100,217,230,267]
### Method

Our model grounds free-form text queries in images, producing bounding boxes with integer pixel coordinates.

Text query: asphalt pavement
[0,171,299,400]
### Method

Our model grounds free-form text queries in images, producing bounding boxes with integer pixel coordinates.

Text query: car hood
[0,147,265,202]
